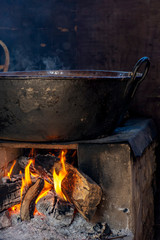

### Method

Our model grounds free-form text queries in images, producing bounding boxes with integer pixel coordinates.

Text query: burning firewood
[20,178,44,221]
[53,162,102,221]
[18,156,53,185]
[2,150,102,223]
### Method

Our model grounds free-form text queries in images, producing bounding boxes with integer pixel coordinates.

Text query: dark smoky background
[0,0,76,71]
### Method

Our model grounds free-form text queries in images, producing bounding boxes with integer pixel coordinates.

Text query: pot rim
[0,69,142,80]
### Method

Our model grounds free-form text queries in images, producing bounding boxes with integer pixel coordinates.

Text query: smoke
[42,56,64,70]
[0,0,76,72]
[9,47,65,71]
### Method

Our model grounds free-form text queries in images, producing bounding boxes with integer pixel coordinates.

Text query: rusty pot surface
[0,57,150,142]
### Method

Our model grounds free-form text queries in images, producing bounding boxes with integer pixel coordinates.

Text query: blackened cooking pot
[0,57,150,142]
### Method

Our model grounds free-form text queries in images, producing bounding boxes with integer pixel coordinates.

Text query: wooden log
[0,176,22,213]
[20,178,44,221]
[53,162,102,221]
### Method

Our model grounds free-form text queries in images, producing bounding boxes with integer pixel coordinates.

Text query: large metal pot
[0,57,150,142]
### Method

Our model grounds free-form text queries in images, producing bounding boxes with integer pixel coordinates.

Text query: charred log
[20,178,44,221]
[0,176,22,213]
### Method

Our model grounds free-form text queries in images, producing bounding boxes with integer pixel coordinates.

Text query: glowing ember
[33,207,45,216]
[53,150,67,201]
[7,160,16,180]
[8,203,21,215]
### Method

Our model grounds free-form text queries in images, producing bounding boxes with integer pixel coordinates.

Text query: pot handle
[124,56,150,98]
[0,40,10,72]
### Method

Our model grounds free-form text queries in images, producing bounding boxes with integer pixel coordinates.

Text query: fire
[29,148,35,158]
[6,158,34,199]
[24,159,34,186]
[6,163,22,215]
[7,158,35,216]
[20,159,34,199]
[35,180,53,204]
[33,207,45,217]
[8,203,21,215]
[7,149,69,218]
[7,160,16,180]
[53,150,67,201]
[7,152,54,216]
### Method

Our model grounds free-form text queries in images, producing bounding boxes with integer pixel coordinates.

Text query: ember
[8,203,21,216]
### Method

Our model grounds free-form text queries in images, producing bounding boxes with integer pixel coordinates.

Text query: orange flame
[29,148,35,158]
[24,159,34,186]
[31,172,39,178]
[35,180,53,204]
[53,150,67,201]
[7,160,16,180]
[20,159,34,199]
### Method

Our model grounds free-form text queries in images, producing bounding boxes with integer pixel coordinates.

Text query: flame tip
[53,150,67,201]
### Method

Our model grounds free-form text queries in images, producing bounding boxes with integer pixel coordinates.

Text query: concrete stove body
[0,118,157,240]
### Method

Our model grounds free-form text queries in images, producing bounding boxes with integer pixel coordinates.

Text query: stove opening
[0,119,156,240]
[0,147,109,239]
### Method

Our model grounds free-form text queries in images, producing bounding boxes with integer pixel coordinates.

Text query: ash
[0,195,108,240]
[0,215,96,240]
[0,214,107,240]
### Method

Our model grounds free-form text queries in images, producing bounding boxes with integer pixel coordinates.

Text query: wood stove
[0,118,157,240]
